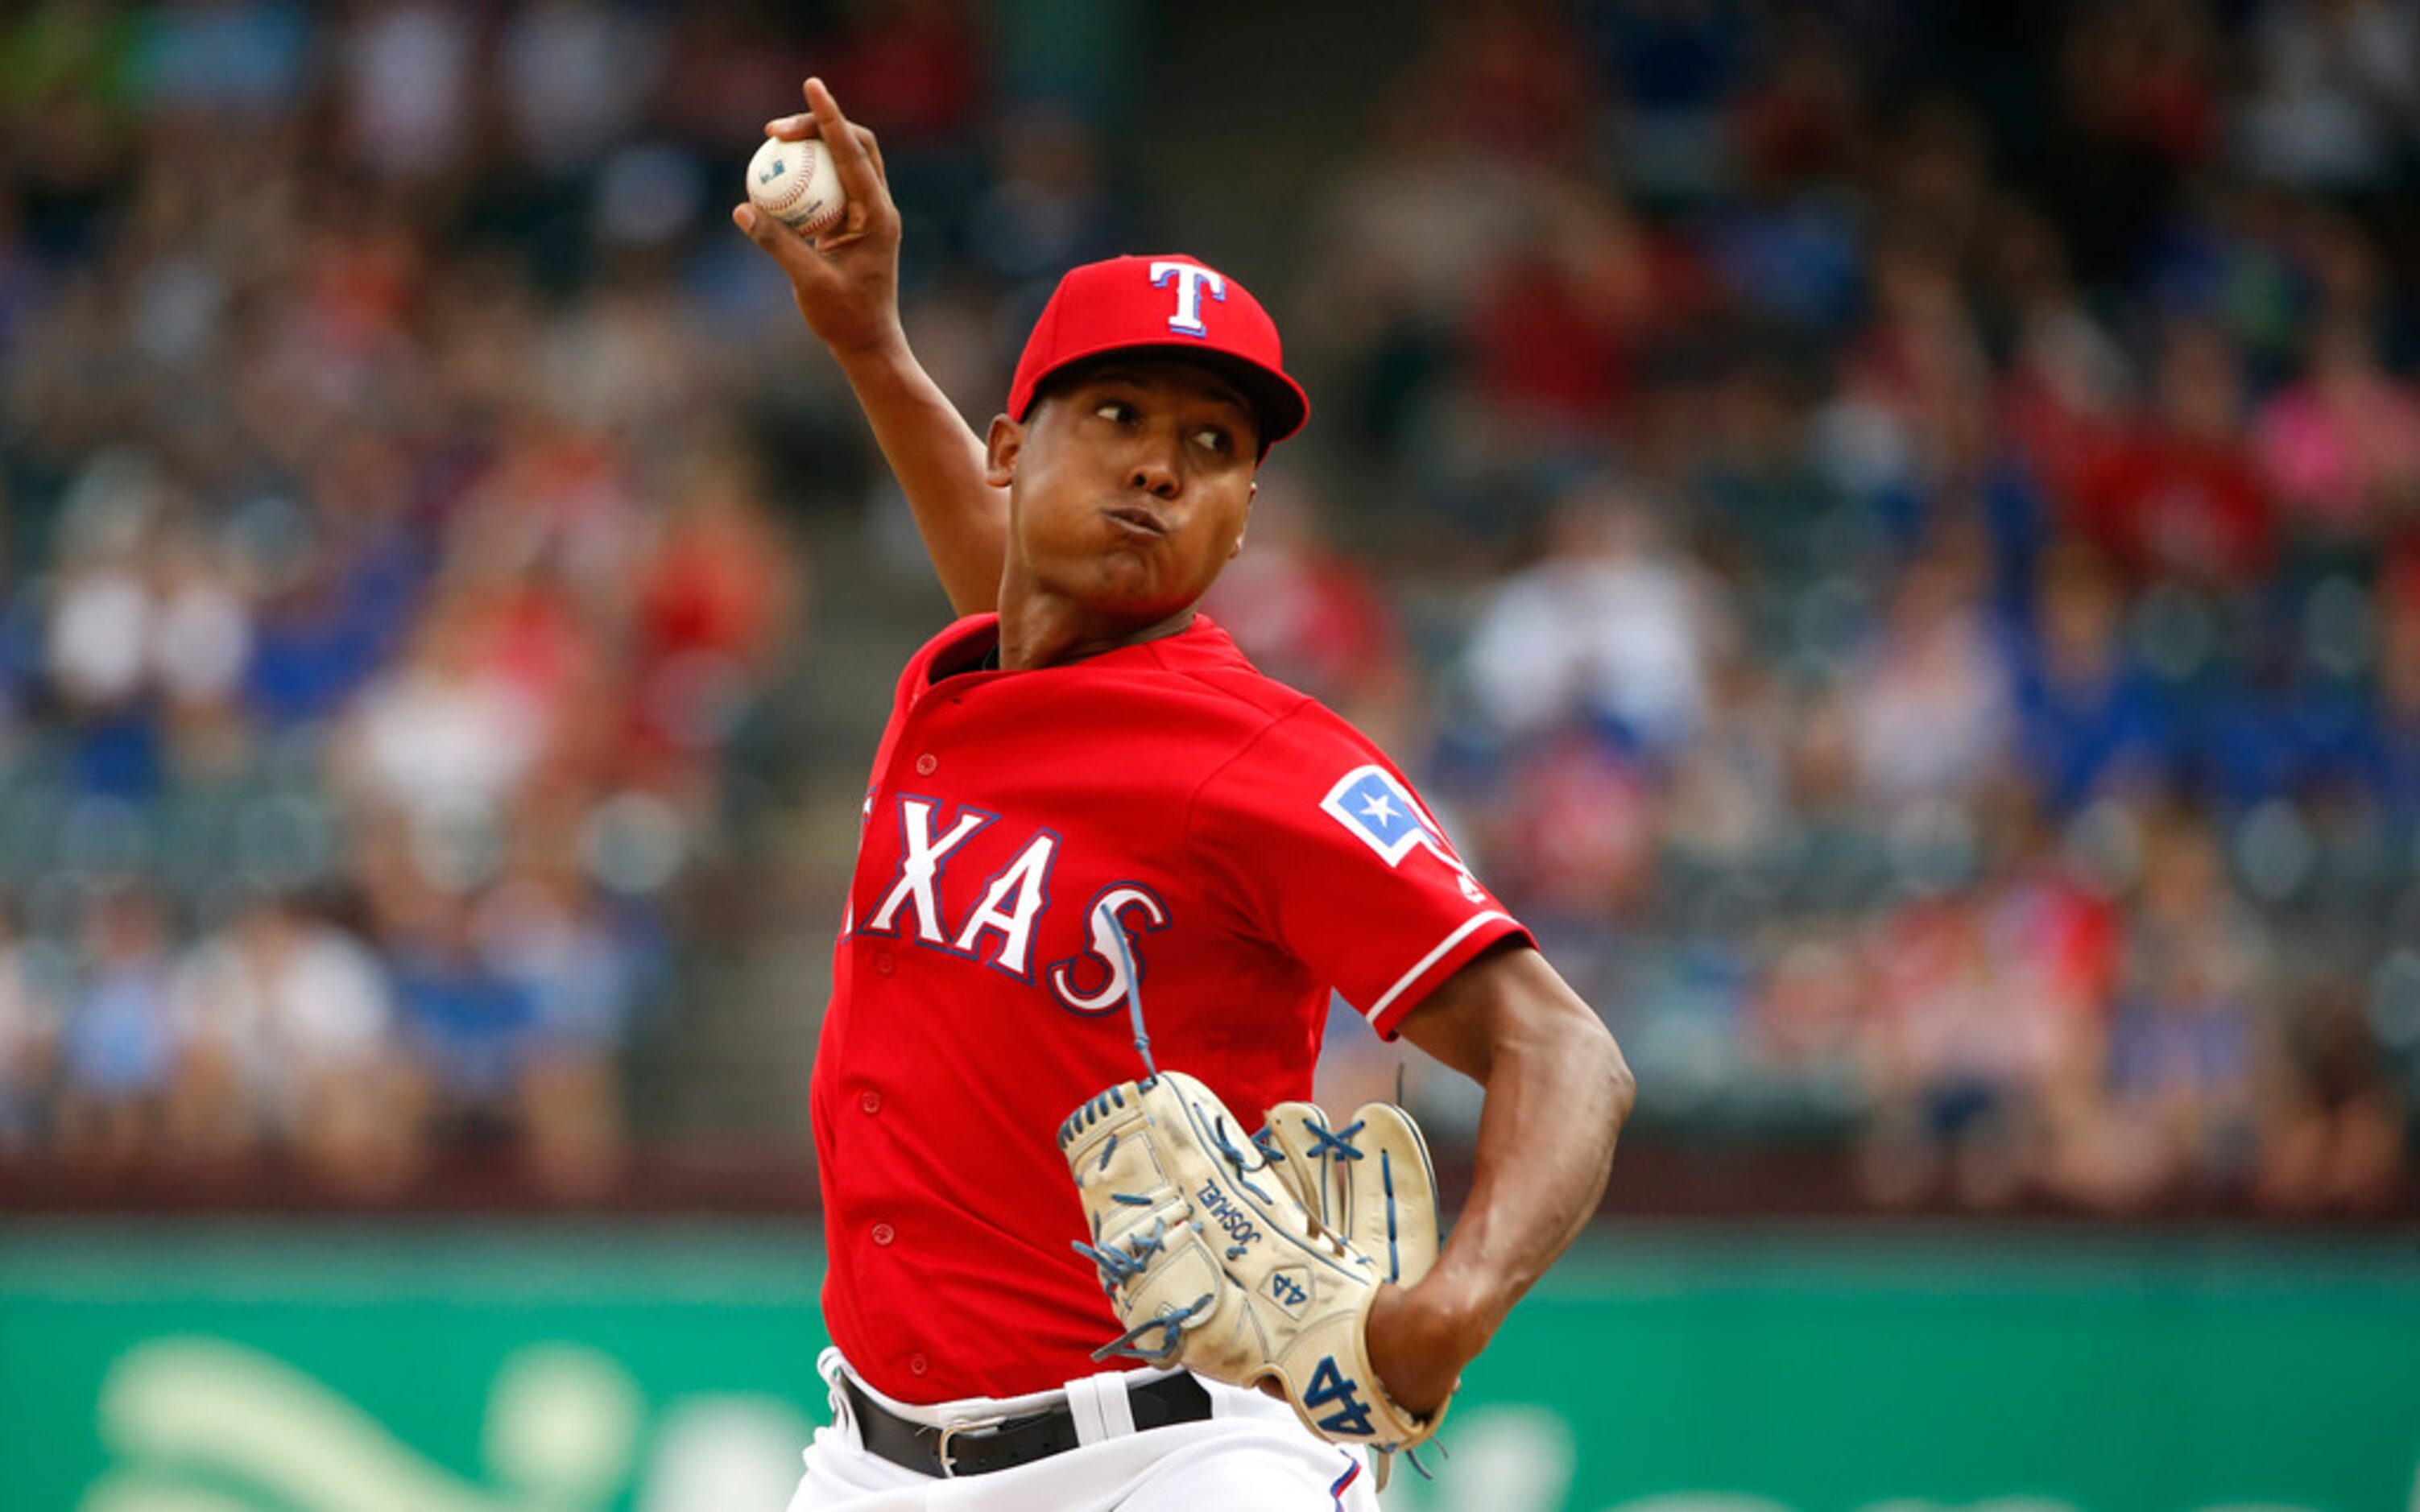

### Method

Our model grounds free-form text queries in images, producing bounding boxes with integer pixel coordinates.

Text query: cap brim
[1021,342,1309,452]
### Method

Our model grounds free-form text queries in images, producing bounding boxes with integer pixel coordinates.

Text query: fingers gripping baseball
[733,77,904,357]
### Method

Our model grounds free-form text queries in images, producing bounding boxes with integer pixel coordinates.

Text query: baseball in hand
[747,135,846,238]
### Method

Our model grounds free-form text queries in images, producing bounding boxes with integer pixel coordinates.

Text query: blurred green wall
[0,1221,2413,1511]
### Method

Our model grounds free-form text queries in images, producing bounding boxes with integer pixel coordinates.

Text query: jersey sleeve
[1186,704,1532,1039]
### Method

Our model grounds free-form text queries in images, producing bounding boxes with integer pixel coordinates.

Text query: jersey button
[860,1090,883,1115]
[871,1222,896,1246]
[874,952,896,976]
[908,1354,929,1377]
[915,753,937,775]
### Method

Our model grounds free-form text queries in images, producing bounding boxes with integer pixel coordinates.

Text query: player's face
[990,357,1260,632]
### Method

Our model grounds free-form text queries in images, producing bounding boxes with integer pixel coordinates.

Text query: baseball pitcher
[733,78,1636,1511]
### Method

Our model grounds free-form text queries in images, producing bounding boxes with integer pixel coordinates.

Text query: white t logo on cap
[1150,260,1225,338]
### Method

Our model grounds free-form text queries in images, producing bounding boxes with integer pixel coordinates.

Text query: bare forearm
[1374,946,1635,1414]
[835,334,1007,617]
[1428,1008,1630,1339]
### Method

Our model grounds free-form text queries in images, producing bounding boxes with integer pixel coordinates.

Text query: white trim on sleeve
[1365,911,1514,1022]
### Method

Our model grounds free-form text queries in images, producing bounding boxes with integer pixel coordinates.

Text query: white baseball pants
[784,1348,1384,1511]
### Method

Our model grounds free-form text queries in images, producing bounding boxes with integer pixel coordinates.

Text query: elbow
[1600,1029,1638,1129]
[1545,996,1633,1130]
[1544,989,1634,1130]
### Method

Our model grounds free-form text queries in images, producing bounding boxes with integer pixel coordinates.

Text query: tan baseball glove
[1057,1071,1449,1457]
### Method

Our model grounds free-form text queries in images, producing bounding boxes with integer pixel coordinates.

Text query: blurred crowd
[1,0,2414,1214]
[1263,0,2420,1215]
[0,0,821,1195]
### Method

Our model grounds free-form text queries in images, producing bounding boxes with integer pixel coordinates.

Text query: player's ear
[1231,483,1254,558]
[985,415,1023,486]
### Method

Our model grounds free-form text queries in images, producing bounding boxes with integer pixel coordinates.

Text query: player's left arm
[1367,940,1635,1417]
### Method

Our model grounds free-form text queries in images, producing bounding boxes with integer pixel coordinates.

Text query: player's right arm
[733,78,1007,618]
[1368,941,1632,1416]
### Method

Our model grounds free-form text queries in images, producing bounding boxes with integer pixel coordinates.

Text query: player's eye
[1191,427,1233,456]
[1094,399,1138,423]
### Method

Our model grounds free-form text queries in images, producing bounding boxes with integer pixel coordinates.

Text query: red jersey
[813,612,1529,1403]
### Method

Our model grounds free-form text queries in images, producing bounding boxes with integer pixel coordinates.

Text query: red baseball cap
[1007,254,1309,451]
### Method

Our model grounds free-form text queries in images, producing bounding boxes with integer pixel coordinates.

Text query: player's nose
[1127,440,1181,498]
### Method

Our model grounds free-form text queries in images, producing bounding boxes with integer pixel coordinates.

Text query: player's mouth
[1103,505,1170,539]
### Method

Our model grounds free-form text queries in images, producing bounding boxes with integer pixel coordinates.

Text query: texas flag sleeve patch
[1190,715,1530,1038]
[1321,765,1451,866]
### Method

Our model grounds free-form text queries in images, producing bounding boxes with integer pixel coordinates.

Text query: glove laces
[1101,903,1160,1081]
[1089,1291,1215,1364]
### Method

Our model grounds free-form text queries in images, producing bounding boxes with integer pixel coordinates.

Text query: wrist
[1364,1274,1493,1420]
[1409,1265,1504,1362]
[829,320,912,371]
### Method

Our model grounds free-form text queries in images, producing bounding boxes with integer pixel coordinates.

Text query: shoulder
[1183,687,1425,845]
[1055,614,1334,758]
[1133,615,1306,715]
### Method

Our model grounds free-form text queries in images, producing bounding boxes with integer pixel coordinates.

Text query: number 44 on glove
[1057,1071,1451,1467]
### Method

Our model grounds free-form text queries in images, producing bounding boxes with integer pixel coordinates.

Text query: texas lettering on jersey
[850,795,1171,1013]
[846,779,1473,1014]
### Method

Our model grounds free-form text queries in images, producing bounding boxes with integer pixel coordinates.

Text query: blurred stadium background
[2,0,2417,1508]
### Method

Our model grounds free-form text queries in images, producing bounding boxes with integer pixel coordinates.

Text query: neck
[995,590,1199,671]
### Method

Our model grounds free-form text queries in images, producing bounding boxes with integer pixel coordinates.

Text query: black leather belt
[841,1370,1214,1477]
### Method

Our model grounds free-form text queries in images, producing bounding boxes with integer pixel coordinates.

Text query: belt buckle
[933,1413,1007,1479]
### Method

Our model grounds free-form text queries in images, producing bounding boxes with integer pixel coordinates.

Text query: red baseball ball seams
[813,612,1527,1403]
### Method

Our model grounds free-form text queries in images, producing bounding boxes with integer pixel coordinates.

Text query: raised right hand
[732,77,905,361]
